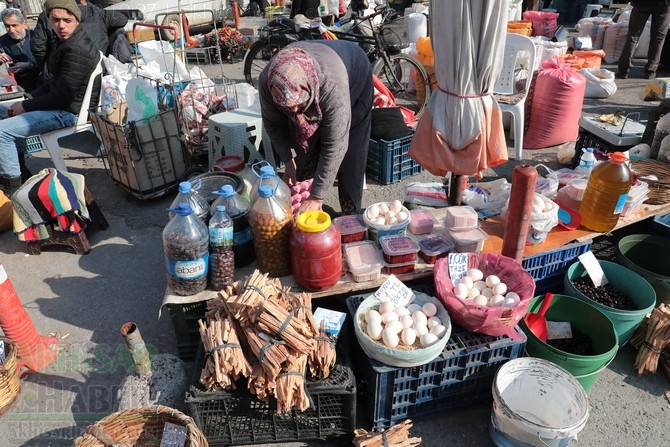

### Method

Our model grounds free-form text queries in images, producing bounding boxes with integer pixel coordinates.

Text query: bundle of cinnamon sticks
[352,420,422,447]
[634,303,670,375]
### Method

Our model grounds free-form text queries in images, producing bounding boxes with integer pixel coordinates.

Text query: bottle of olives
[163,203,209,296]
[250,180,294,278]
[208,205,235,290]
[168,181,209,223]
[211,184,255,267]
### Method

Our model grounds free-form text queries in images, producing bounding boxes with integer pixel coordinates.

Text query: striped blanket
[12,168,90,242]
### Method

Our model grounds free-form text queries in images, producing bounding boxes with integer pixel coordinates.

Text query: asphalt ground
[1,45,669,446]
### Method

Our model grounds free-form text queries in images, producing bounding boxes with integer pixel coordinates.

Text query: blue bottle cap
[259,166,275,176]
[178,181,192,193]
[167,203,193,216]
[221,184,235,197]
[258,185,273,198]
[215,205,226,213]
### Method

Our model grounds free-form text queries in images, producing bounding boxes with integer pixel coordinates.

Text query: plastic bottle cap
[215,205,226,213]
[259,166,275,176]
[220,184,235,197]
[296,210,331,232]
[168,203,193,216]
[258,185,273,198]
[178,181,192,193]
[586,148,594,153]
[610,152,628,162]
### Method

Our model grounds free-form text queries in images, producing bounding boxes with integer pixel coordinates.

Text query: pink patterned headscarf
[267,47,322,151]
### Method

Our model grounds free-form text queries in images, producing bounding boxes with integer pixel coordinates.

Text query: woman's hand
[282,158,297,185]
[298,196,323,214]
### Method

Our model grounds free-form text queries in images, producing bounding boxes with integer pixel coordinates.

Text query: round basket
[0,338,20,416]
[74,405,208,447]
[630,159,670,205]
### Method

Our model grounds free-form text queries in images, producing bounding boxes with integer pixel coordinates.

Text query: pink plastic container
[444,206,478,230]
[418,234,454,264]
[343,241,384,282]
[409,209,436,235]
[384,258,417,275]
[333,215,367,244]
[379,235,420,264]
[449,227,488,253]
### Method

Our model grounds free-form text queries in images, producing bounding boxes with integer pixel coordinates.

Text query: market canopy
[409,0,509,177]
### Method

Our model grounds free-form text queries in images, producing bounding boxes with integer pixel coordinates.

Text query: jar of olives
[250,181,294,278]
[163,203,209,296]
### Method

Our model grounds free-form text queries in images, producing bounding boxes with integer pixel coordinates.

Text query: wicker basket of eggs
[354,290,452,367]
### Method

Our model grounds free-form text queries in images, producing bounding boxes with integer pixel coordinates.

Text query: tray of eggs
[353,291,452,368]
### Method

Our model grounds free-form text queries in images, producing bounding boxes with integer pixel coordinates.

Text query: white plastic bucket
[490,357,589,447]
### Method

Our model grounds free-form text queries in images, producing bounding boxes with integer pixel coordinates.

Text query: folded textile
[12,168,90,242]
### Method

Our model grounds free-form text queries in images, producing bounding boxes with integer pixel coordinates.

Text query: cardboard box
[645,77,670,100]
[127,27,155,45]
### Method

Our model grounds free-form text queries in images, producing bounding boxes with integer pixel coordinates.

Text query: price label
[160,422,187,447]
[578,251,608,287]
[374,275,415,307]
[448,253,469,282]
[547,321,574,340]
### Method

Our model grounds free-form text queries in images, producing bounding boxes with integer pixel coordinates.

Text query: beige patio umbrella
[409,0,509,177]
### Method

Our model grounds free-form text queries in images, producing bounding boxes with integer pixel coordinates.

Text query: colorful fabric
[267,47,322,151]
[12,168,90,241]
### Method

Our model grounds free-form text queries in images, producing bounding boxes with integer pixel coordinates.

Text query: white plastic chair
[41,51,104,172]
[493,33,536,161]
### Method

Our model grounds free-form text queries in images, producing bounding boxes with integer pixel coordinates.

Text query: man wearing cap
[0,0,100,196]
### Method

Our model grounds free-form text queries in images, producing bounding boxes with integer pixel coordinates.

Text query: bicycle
[242,6,431,117]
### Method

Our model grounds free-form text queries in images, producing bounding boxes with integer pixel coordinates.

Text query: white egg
[390,199,403,213]
[485,275,501,288]
[379,301,395,314]
[481,288,493,299]
[493,282,507,296]
[505,291,520,301]
[473,295,488,306]
[374,217,387,226]
[430,324,447,338]
[453,283,469,299]
[490,294,505,307]
[533,194,545,210]
[381,311,399,324]
[401,327,417,345]
[427,316,442,329]
[467,288,481,300]
[367,205,380,220]
[367,322,383,340]
[422,303,437,318]
[382,328,400,348]
[367,309,382,326]
[395,305,411,317]
[386,320,404,335]
[400,314,414,329]
[412,311,428,326]
[420,333,439,347]
[379,202,389,215]
[413,323,429,337]
[467,268,484,281]
[473,280,487,291]
[386,216,398,225]
[407,303,422,314]
[397,211,409,222]
[459,276,474,290]
[531,204,544,214]
[503,296,518,307]
[386,210,396,220]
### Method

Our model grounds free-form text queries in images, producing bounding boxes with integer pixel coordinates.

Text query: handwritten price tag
[374,275,415,307]
[448,253,469,282]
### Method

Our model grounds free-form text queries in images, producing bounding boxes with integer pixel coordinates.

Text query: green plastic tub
[616,234,670,305]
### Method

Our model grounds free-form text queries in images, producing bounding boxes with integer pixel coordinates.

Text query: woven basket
[0,338,20,416]
[74,405,208,447]
[631,160,670,205]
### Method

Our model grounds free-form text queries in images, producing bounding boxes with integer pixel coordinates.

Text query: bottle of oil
[579,152,632,232]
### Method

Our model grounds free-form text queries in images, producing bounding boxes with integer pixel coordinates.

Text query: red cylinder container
[290,211,342,291]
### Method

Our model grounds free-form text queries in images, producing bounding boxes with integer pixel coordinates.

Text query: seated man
[0,0,101,196]
[0,8,39,91]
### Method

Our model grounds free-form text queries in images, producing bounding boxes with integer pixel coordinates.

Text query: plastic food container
[343,241,384,282]
[363,202,411,245]
[379,235,420,264]
[333,215,367,244]
[384,258,417,275]
[444,206,478,230]
[418,234,454,264]
[409,209,436,235]
[449,227,488,253]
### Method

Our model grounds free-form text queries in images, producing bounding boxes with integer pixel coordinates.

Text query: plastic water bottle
[576,148,596,177]
[579,152,632,232]
[208,205,235,290]
[163,203,209,296]
[210,184,255,267]
[169,181,209,223]
[249,164,291,206]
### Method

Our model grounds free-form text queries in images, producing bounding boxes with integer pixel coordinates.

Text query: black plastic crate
[367,134,424,184]
[185,344,356,446]
[346,291,526,430]
[167,301,208,361]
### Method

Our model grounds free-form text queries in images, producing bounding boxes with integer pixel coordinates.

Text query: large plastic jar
[210,184,255,267]
[213,154,256,201]
[579,151,632,232]
[168,181,209,223]
[163,203,209,296]
[250,184,294,277]
[290,210,342,291]
[249,164,291,206]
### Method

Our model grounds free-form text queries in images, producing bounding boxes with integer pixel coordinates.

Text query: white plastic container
[343,241,384,283]
[444,206,479,230]
[449,227,488,253]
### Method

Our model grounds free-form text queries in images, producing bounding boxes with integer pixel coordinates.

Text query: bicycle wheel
[243,36,292,87]
[372,54,431,118]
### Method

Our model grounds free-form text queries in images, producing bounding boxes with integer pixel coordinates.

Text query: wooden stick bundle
[244,328,290,378]
[248,360,275,402]
[352,419,422,447]
[256,299,316,355]
[634,303,670,375]
[276,354,310,413]
[308,320,337,379]
[223,270,281,325]
[289,292,319,336]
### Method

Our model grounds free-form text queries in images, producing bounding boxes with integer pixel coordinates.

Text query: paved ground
[1,46,670,447]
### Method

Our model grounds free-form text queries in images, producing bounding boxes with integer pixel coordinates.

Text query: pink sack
[522,10,559,38]
[433,253,536,340]
[523,57,586,150]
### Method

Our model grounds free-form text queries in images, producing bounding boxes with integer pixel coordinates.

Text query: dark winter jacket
[23,25,101,115]
[0,29,39,91]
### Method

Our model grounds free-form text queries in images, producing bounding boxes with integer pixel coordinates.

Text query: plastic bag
[501,193,559,246]
[125,77,159,122]
[575,17,612,50]
[137,40,189,80]
[522,10,558,38]
[534,164,559,199]
[580,68,617,98]
[403,182,448,207]
[602,21,629,63]
[433,253,536,340]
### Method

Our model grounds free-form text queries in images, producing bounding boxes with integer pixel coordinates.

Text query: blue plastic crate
[18,135,46,155]
[367,134,424,184]
[521,239,593,283]
[650,213,670,238]
[346,292,526,430]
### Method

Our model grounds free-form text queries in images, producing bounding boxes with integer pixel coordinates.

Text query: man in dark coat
[0,0,101,196]
[0,8,39,91]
